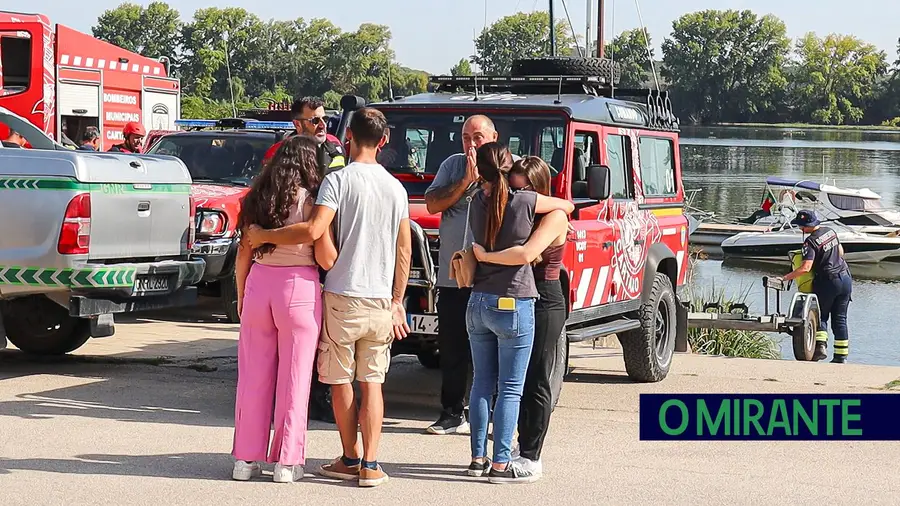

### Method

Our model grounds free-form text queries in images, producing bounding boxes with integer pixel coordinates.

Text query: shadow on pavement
[0,453,473,483]
[0,352,443,429]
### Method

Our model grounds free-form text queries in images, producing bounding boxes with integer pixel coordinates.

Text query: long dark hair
[237,135,320,257]
[477,142,514,250]
[510,156,554,265]
[509,156,551,196]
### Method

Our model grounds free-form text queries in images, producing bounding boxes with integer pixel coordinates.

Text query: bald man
[423,115,500,435]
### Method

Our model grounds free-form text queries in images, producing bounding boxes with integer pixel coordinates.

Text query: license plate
[408,314,439,335]
[134,275,170,294]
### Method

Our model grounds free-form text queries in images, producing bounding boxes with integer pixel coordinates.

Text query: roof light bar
[174,119,295,130]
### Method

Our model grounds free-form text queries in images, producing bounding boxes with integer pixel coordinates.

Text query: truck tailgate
[79,154,191,260]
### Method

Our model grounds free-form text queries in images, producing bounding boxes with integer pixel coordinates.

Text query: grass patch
[685,257,782,360]
[884,379,900,390]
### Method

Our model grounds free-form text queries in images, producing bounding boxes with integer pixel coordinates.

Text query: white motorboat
[721,223,900,264]
[747,177,900,236]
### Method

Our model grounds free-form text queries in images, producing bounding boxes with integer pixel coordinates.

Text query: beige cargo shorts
[317,291,394,384]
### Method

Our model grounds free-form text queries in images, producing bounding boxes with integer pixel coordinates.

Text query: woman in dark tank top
[473,156,569,479]
[465,143,574,484]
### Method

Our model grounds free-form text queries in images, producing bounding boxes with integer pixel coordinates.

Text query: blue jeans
[466,291,536,464]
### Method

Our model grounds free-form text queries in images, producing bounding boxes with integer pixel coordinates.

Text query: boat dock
[690,222,771,247]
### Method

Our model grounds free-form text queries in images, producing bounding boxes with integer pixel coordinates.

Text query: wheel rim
[654,297,672,364]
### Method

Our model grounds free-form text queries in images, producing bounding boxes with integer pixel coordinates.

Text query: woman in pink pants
[230,135,337,483]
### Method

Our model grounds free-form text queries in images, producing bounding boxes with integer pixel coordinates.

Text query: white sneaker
[514,456,543,477]
[232,460,261,481]
[273,463,304,483]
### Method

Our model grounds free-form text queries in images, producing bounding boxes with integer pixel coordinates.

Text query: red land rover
[368,57,690,402]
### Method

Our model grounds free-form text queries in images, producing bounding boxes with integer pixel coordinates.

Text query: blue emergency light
[174,119,295,130]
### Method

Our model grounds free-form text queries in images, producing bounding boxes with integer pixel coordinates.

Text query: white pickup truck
[0,107,205,355]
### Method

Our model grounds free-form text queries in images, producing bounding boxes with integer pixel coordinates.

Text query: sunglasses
[298,116,327,126]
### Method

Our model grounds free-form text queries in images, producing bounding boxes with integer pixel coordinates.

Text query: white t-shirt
[316,161,409,299]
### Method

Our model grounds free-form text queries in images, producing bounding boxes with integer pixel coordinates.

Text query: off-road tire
[1,296,91,355]
[618,273,677,382]
[417,351,441,370]
[792,308,818,361]
[221,275,240,323]
[511,57,622,84]
[549,326,569,410]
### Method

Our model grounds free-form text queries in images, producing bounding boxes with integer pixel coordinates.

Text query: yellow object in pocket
[498,297,516,311]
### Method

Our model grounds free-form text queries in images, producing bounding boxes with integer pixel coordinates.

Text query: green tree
[179,7,266,100]
[792,32,888,125]
[473,12,575,75]
[92,1,182,61]
[450,58,473,76]
[607,28,655,88]
[661,10,790,124]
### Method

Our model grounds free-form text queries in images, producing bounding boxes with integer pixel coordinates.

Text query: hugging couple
[229,107,411,488]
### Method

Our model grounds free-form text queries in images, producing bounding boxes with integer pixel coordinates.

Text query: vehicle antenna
[223,32,237,118]
[473,28,480,101]
[556,76,563,104]
[609,0,615,97]
[633,0,659,92]
[387,47,395,102]
[560,0,584,57]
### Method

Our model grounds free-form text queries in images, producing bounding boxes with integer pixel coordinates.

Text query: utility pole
[549,0,556,57]
[596,0,604,58]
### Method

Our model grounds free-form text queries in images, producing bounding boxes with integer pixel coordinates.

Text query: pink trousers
[232,263,322,466]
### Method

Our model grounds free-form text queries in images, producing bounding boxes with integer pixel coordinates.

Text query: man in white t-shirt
[246,107,411,488]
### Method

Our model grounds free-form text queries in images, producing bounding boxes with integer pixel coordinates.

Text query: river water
[680,126,900,367]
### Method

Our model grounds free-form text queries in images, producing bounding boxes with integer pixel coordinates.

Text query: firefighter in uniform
[782,210,853,363]
[108,122,146,153]
[261,97,345,423]
[262,96,345,176]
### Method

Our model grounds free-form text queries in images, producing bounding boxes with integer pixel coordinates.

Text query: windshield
[376,110,567,193]
[828,193,884,212]
[147,134,273,185]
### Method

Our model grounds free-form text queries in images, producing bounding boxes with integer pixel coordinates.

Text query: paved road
[1,303,899,505]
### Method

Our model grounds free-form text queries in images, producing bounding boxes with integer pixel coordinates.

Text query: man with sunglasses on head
[263,96,346,176]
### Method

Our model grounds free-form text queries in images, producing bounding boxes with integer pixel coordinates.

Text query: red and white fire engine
[0,11,180,150]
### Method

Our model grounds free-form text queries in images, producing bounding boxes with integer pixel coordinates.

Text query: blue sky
[21,0,900,74]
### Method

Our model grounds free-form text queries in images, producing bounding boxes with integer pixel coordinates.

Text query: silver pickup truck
[0,107,205,355]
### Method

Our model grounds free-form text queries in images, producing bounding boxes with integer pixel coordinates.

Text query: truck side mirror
[587,164,611,201]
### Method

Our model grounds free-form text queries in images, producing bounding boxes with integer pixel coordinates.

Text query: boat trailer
[685,276,822,361]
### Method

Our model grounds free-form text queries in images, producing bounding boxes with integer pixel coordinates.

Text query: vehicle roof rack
[174,118,295,131]
[430,74,617,97]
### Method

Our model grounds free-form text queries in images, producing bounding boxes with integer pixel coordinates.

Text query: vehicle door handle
[602,241,614,249]
[137,202,150,212]
[129,160,142,168]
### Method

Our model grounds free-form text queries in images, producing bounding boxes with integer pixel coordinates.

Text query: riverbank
[1,303,898,505]
[704,122,900,133]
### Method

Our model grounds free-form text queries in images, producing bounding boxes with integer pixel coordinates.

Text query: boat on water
[751,177,900,236]
[688,176,900,247]
[721,224,900,264]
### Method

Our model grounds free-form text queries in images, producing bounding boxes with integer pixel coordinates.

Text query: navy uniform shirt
[802,227,849,275]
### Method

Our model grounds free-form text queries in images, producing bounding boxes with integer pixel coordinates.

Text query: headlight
[197,211,226,235]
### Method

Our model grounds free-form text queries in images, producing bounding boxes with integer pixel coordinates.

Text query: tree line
[93,4,900,126]
[92,2,430,118]
[463,9,900,127]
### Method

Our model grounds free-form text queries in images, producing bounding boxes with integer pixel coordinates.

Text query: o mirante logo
[640,394,899,440]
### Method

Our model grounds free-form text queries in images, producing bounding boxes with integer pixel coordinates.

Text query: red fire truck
[0,11,180,150]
